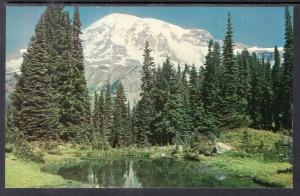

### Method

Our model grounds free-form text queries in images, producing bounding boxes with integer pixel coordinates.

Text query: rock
[214,142,233,154]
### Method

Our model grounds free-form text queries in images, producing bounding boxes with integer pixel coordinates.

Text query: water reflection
[43,157,262,188]
[123,160,142,188]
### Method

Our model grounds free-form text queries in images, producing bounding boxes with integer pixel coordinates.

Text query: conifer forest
[5,5,294,188]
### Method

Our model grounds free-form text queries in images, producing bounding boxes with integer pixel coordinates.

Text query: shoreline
[5,142,292,188]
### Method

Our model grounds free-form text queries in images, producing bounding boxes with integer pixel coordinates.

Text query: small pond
[41,157,263,188]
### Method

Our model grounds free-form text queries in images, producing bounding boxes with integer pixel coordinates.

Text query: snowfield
[6,13,283,104]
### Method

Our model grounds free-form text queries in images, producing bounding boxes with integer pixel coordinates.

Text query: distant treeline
[6,5,293,149]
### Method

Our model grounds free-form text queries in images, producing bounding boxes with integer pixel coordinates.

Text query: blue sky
[6,5,292,55]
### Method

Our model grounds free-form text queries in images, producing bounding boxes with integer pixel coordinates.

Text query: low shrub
[5,144,13,153]
[14,141,45,163]
[182,132,216,155]
[272,136,292,162]
[44,141,62,155]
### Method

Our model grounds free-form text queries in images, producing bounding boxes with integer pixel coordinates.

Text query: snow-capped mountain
[6,13,282,104]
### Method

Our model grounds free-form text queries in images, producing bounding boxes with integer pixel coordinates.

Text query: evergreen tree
[219,12,250,129]
[17,14,60,140]
[5,104,18,143]
[202,41,221,124]
[10,53,32,141]
[151,65,163,144]
[236,49,251,101]
[98,91,105,132]
[257,55,266,129]
[272,46,282,131]
[103,83,113,146]
[43,5,75,127]
[168,64,192,145]
[134,41,156,147]
[93,91,100,129]
[71,5,91,124]
[281,7,293,130]
[112,83,129,147]
[200,41,222,134]
[212,42,222,69]
[261,59,273,129]
[153,57,176,145]
[189,64,201,129]
[131,105,138,145]
[202,40,215,111]
[141,41,156,93]
[126,101,133,146]
[135,94,152,146]
[248,53,263,128]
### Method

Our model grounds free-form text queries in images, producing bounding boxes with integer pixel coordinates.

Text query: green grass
[199,128,293,188]
[5,153,84,188]
[202,154,292,187]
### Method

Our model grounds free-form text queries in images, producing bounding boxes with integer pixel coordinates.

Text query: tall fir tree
[71,5,91,124]
[281,7,293,130]
[126,101,133,146]
[189,64,201,130]
[219,12,250,129]
[248,53,263,128]
[135,41,155,147]
[236,49,251,101]
[131,105,138,145]
[43,5,75,127]
[9,50,33,141]
[202,41,221,123]
[168,64,191,145]
[151,64,164,144]
[141,41,156,93]
[153,57,177,145]
[202,40,215,112]
[272,46,282,131]
[261,59,273,129]
[201,41,222,134]
[16,14,60,140]
[112,83,129,147]
[103,83,113,146]
[93,91,100,129]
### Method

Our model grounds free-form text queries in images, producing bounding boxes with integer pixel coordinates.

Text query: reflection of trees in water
[133,158,192,187]
[93,158,142,188]
[123,159,142,188]
[55,158,261,188]
[57,162,90,182]
[87,164,98,187]
[56,158,218,187]
[93,158,128,187]
[132,158,223,187]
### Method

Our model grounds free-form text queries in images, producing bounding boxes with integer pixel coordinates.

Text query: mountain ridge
[6,13,283,104]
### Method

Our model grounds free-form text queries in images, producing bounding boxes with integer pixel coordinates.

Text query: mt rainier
[6,13,281,104]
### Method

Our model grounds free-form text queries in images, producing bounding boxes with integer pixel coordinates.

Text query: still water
[42,157,262,188]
